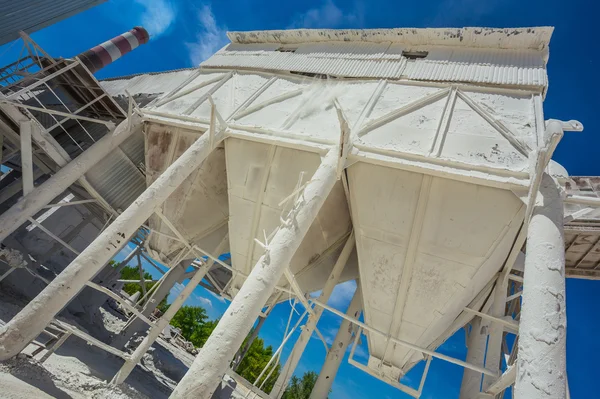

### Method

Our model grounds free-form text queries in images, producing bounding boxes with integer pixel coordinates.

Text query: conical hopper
[143,69,542,379]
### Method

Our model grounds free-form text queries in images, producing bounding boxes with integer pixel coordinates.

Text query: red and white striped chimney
[78,27,149,73]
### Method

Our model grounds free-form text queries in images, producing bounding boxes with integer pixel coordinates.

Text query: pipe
[0,128,219,360]
[271,232,355,398]
[78,27,149,74]
[310,285,363,399]
[514,174,566,399]
[0,117,140,244]
[170,148,339,398]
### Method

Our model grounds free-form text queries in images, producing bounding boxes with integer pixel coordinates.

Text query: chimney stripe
[91,45,112,68]
[99,41,122,62]
[122,32,140,50]
[111,35,132,55]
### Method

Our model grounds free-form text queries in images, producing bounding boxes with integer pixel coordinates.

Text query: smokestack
[78,27,149,73]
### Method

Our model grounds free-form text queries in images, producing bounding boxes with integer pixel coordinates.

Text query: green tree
[282,371,322,399]
[236,337,280,393]
[113,261,165,307]
[190,318,219,347]
[169,305,209,342]
[147,295,283,394]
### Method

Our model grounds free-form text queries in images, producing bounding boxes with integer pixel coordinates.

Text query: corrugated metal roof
[100,69,197,98]
[202,42,408,79]
[403,48,547,86]
[228,27,553,50]
[202,42,548,87]
[0,0,106,45]
[84,130,146,211]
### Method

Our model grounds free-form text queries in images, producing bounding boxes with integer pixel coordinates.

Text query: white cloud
[327,280,357,309]
[349,342,368,360]
[207,289,227,303]
[288,0,365,29]
[194,294,213,308]
[135,0,176,38]
[170,282,213,308]
[186,5,229,65]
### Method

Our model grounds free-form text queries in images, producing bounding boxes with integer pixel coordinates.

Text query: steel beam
[310,284,363,399]
[0,127,219,360]
[170,148,338,398]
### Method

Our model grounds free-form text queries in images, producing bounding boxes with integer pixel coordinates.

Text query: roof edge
[227,27,554,51]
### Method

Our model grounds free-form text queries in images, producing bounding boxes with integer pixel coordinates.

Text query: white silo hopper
[140,27,563,390]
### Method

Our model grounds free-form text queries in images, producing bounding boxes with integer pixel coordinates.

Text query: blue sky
[8,0,599,398]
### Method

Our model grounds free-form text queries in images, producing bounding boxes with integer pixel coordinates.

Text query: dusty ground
[0,289,256,399]
[0,290,186,399]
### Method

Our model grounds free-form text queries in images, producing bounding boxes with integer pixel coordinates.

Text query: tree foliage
[113,261,167,308]
[236,337,280,393]
[282,371,322,399]
[114,255,282,394]
[168,305,218,347]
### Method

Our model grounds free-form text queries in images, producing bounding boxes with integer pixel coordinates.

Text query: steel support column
[0,128,218,360]
[19,121,33,195]
[310,284,362,399]
[459,316,489,398]
[271,231,355,399]
[514,174,566,399]
[170,148,338,398]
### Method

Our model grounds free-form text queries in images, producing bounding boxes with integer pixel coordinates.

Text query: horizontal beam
[51,320,128,360]
[483,365,516,396]
[564,195,600,208]
[463,307,519,334]
[565,268,600,280]
[312,299,498,377]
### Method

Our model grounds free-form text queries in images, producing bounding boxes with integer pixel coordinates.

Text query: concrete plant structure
[0,26,595,399]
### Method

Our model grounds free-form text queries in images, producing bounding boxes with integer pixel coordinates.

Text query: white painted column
[170,148,338,399]
[19,121,34,195]
[271,232,355,399]
[0,129,217,360]
[515,174,566,399]
[459,316,489,398]
[310,284,362,399]
[0,117,140,243]
[112,236,228,385]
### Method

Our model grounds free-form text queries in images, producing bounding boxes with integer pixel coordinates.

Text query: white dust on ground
[0,291,192,399]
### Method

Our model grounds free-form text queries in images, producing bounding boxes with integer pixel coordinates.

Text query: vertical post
[137,252,147,298]
[0,129,217,360]
[310,284,362,399]
[482,280,508,390]
[0,117,139,244]
[271,232,355,399]
[170,148,338,399]
[111,235,228,385]
[19,121,33,195]
[459,317,489,398]
[514,174,566,399]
